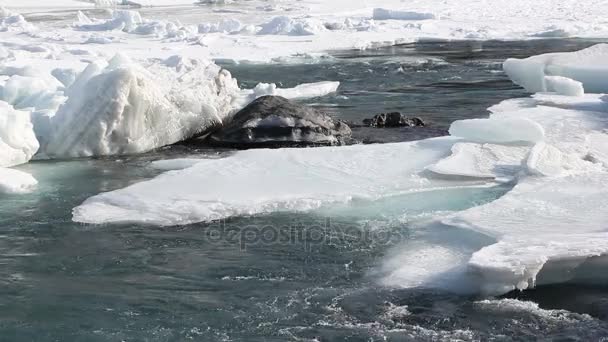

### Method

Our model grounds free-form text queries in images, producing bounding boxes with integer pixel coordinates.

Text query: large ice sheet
[504,44,608,93]
[384,91,608,295]
[72,137,470,226]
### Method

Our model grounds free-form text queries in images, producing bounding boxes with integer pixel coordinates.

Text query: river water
[1,39,608,341]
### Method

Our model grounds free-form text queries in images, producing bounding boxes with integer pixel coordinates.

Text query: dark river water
[2,39,608,341]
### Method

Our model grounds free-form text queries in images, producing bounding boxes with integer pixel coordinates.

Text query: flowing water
[2,40,608,341]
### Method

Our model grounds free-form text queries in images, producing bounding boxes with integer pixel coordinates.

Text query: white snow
[504,44,608,94]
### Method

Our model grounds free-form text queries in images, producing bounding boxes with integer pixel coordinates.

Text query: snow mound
[504,44,608,93]
[0,167,37,194]
[373,8,436,21]
[449,117,545,144]
[40,54,239,158]
[0,101,39,167]
[0,7,36,32]
[198,19,243,34]
[76,10,194,40]
[76,10,143,32]
[258,16,326,36]
[72,138,466,226]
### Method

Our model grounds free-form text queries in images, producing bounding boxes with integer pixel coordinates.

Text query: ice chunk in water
[0,167,37,194]
[449,118,545,144]
[504,44,608,93]
[0,101,39,167]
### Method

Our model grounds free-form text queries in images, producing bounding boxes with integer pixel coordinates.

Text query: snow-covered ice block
[0,167,37,194]
[504,44,608,93]
[373,8,436,21]
[244,81,339,100]
[544,76,584,97]
[449,118,545,144]
[0,101,39,167]
[72,137,470,226]
[41,55,239,158]
[427,142,530,180]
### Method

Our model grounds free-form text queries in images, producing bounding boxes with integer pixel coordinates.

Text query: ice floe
[72,137,470,225]
[504,44,608,94]
[448,117,545,144]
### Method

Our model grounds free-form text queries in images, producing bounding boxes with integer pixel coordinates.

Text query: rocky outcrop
[209,96,351,148]
[363,112,425,128]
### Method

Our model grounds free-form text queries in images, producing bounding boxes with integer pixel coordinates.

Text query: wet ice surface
[2,42,608,341]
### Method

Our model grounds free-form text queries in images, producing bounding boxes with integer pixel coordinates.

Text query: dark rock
[209,95,352,148]
[363,112,425,128]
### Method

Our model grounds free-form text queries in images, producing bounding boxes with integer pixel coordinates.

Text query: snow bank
[0,167,37,194]
[373,8,436,21]
[258,16,326,36]
[0,101,39,167]
[449,117,545,144]
[504,44,608,93]
[41,54,239,158]
[76,10,195,39]
[72,138,466,226]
